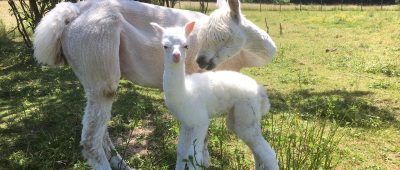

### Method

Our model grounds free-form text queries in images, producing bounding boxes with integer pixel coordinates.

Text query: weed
[264,113,340,170]
[368,80,392,89]
[359,43,370,49]
[364,62,400,77]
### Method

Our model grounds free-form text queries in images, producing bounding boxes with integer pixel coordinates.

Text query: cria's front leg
[186,125,209,170]
[202,134,210,168]
[175,125,191,170]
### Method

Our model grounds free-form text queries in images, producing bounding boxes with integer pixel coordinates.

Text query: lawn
[1,2,399,170]
[242,9,400,169]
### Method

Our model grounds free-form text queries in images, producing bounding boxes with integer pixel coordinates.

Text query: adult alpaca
[153,21,279,170]
[33,0,276,169]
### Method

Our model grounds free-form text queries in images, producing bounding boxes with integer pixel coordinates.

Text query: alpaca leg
[81,94,113,170]
[202,133,210,168]
[103,131,132,170]
[175,125,191,170]
[227,104,279,170]
[63,10,126,169]
[234,123,278,170]
[186,125,209,170]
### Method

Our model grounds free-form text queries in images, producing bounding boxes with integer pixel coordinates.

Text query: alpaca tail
[258,85,271,115]
[33,2,80,65]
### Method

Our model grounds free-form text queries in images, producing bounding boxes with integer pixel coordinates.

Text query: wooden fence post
[341,0,344,11]
[320,0,323,11]
[264,18,269,33]
[300,0,302,11]
[361,0,363,11]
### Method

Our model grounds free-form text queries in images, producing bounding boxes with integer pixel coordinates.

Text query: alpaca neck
[163,59,187,102]
[241,18,276,63]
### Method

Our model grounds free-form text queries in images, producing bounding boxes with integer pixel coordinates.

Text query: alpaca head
[196,0,246,70]
[151,21,196,65]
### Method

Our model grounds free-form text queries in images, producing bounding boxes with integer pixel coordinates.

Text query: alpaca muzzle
[173,53,180,63]
[196,55,215,70]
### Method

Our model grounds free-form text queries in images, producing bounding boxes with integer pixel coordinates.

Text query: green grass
[242,10,400,169]
[1,3,400,170]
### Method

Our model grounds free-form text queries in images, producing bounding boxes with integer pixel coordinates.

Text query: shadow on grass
[268,88,399,128]
[110,84,178,169]
[0,42,84,169]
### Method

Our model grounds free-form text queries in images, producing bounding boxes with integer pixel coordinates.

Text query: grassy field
[1,1,400,170]
[242,10,400,169]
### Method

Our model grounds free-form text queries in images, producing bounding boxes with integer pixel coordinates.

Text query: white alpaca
[151,22,279,170]
[33,0,276,169]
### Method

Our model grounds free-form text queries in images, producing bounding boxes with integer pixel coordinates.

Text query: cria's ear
[150,22,165,35]
[185,21,196,37]
[228,0,241,23]
[217,0,228,9]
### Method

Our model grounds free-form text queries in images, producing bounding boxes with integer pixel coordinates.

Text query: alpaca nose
[196,55,208,69]
[196,55,215,70]
[173,53,180,63]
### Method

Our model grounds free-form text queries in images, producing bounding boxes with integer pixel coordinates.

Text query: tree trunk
[29,0,41,25]
[8,0,32,48]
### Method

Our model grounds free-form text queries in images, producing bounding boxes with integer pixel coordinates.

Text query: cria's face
[162,34,188,64]
[151,21,195,64]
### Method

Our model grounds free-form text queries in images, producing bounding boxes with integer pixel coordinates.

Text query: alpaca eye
[163,45,168,49]
[183,45,189,49]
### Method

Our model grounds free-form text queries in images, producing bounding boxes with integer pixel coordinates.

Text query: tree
[199,0,209,13]
[155,0,179,8]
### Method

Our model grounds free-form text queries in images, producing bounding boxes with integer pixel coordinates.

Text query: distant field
[177,1,400,11]
[1,1,399,170]
[0,1,15,29]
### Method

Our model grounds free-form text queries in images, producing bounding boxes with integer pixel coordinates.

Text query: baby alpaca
[151,21,279,170]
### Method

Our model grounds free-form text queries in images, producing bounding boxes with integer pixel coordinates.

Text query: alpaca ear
[150,22,165,35]
[228,0,241,23]
[185,21,196,37]
[217,0,228,9]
